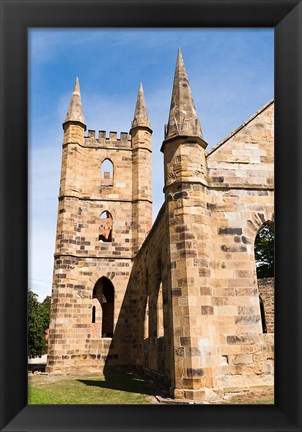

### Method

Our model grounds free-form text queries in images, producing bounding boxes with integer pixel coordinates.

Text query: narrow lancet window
[157,283,164,338]
[259,297,267,333]
[144,297,149,340]
[92,306,96,323]
[101,159,113,186]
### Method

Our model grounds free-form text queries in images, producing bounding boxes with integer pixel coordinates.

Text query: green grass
[224,392,274,405]
[29,373,274,405]
[28,373,154,404]
[228,397,274,404]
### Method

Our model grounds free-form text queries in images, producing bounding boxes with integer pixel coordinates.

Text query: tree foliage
[41,295,51,317]
[254,222,274,279]
[28,290,51,358]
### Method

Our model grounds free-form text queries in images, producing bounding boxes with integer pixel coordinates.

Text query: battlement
[84,130,131,148]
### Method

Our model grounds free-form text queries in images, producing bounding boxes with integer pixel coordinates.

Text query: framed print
[0,1,301,431]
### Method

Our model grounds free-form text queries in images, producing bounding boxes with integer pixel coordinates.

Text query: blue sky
[28,28,274,300]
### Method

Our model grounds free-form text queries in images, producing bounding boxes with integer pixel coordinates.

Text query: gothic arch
[247,209,274,237]
[92,276,115,338]
[87,270,115,294]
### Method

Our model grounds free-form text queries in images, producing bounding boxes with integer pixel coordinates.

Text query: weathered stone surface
[131,82,150,129]
[165,48,203,141]
[64,77,86,127]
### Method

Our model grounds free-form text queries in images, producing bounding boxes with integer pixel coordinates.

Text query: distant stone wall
[258,277,274,333]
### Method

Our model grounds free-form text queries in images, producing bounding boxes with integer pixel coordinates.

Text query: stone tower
[46,79,152,372]
[161,48,221,400]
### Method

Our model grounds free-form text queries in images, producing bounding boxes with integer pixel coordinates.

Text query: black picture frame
[0,0,301,431]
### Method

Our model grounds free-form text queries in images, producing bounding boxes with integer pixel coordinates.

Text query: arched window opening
[101,159,113,186]
[254,221,274,279]
[99,211,113,242]
[92,277,114,338]
[157,283,164,338]
[259,297,267,333]
[143,270,150,340]
[144,297,149,340]
[92,306,96,323]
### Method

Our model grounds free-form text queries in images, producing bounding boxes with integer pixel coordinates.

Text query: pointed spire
[131,82,151,129]
[64,77,86,127]
[165,48,203,140]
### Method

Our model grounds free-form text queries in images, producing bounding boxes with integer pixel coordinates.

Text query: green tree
[41,295,51,329]
[28,290,51,358]
[254,222,274,279]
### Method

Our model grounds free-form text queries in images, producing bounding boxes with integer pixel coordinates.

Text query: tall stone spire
[165,48,203,140]
[131,82,151,129]
[63,77,86,128]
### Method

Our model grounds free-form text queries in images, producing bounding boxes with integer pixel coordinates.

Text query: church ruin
[46,49,274,402]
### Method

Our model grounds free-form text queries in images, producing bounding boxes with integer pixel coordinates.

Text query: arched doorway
[92,277,114,338]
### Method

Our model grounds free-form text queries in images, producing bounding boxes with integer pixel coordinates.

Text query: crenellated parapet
[84,130,131,148]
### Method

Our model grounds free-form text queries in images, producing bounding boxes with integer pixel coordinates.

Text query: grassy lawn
[28,373,155,404]
[29,372,274,405]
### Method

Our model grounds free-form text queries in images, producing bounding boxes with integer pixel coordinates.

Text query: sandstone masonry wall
[204,101,274,395]
[105,204,174,385]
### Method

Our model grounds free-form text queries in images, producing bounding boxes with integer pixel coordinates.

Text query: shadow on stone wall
[103,266,171,393]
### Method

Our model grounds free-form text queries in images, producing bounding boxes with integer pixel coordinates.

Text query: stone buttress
[161,49,222,400]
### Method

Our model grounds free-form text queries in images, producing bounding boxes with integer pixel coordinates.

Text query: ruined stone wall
[122,101,275,400]
[205,101,274,394]
[122,205,174,386]
[207,101,274,189]
[258,277,274,333]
